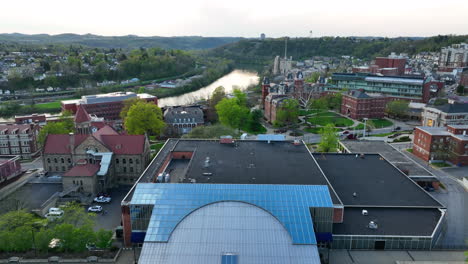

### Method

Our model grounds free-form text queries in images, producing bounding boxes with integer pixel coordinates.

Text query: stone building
[341,90,386,119]
[42,124,151,196]
[163,106,204,136]
[421,102,468,127]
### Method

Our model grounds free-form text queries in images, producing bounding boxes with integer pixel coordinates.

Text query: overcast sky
[2,0,467,38]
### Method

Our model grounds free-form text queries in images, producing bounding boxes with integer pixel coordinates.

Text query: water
[158,70,259,107]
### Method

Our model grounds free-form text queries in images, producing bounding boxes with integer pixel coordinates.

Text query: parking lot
[87,187,131,231]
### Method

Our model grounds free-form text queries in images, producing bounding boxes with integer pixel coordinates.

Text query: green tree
[38,122,72,147]
[386,100,409,118]
[120,97,144,121]
[95,229,113,249]
[125,101,165,135]
[317,124,339,153]
[245,109,265,133]
[183,124,238,139]
[306,72,320,83]
[208,86,226,122]
[276,98,300,127]
[456,85,465,95]
[215,98,249,131]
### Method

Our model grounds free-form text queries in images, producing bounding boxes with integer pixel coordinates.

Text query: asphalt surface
[20,156,44,171]
[398,149,468,248]
[91,187,131,231]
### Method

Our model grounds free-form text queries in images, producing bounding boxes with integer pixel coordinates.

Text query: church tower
[261,77,271,109]
[294,71,304,100]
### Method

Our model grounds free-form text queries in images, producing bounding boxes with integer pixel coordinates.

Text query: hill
[207,35,468,65]
[0,33,242,50]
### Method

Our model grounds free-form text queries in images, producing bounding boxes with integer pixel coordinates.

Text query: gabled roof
[74,105,91,123]
[433,103,468,113]
[43,126,145,155]
[63,163,100,177]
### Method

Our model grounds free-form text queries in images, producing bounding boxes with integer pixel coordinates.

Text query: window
[55,166,59,171]
[80,180,83,186]
[62,166,65,171]
[129,159,133,164]
[61,158,65,163]
[221,254,238,264]
[130,167,134,173]
[47,158,51,163]
[123,167,127,173]
[54,158,58,163]
[115,159,119,164]
[123,159,126,164]
[135,159,139,164]
[68,158,71,163]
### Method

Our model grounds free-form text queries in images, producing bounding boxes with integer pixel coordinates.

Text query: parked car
[88,205,103,213]
[45,208,64,220]
[94,196,111,203]
[393,126,401,131]
[342,130,350,135]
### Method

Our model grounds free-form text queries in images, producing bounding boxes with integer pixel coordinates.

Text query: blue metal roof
[131,183,333,245]
[257,134,286,141]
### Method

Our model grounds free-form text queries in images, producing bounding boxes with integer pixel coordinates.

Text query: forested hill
[207,35,468,65]
[0,33,242,50]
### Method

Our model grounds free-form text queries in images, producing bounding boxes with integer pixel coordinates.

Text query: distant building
[439,43,468,68]
[329,73,443,103]
[413,125,468,166]
[421,102,468,127]
[163,106,204,136]
[352,53,407,76]
[14,114,47,125]
[61,92,158,121]
[0,155,21,184]
[341,90,386,119]
[0,124,40,159]
[264,94,291,123]
[260,33,266,40]
[460,69,468,87]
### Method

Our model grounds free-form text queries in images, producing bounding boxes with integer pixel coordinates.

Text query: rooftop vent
[362,210,368,216]
[353,192,357,197]
[368,221,378,229]
[293,139,301,145]
[360,153,365,159]
[219,135,234,144]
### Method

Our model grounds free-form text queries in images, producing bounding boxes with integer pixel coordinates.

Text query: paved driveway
[90,187,131,231]
[441,166,468,180]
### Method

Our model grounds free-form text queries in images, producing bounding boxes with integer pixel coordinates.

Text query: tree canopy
[385,100,409,117]
[317,124,339,153]
[124,101,165,135]
[215,89,250,131]
[183,124,238,139]
[38,120,74,147]
[276,98,300,127]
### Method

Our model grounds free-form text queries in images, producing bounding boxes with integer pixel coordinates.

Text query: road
[398,148,468,248]
[20,156,44,171]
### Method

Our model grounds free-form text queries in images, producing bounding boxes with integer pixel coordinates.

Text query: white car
[88,205,103,213]
[94,196,111,203]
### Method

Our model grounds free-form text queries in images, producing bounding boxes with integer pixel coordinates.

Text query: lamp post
[363,118,368,138]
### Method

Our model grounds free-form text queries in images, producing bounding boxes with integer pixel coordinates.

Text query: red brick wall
[333,207,344,223]
[121,205,132,247]
[412,128,433,162]
[374,57,406,75]
[262,84,270,108]
[171,151,194,159]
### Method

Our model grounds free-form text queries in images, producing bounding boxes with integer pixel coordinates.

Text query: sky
[1,0,468,38]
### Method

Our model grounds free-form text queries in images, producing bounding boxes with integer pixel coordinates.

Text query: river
[157,70,259,107]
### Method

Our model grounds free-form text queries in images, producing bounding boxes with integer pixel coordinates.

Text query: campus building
[0,155,21,184]
[163,106,204,136]
[439,43,468,68]
[421,102,468,127]
[341,90,386,119]
[0,124,40,159]
[61,92,158,121]
[121,138,445,263]
[413,125,468,166]
[329,73,443,103]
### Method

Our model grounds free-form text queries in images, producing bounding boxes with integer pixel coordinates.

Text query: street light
[363,118,368,138]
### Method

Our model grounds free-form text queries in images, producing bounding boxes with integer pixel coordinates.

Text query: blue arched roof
[130,183,333,245]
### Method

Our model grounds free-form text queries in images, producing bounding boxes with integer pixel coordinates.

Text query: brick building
[460,69,468,87]
[163,106,204,136]
[341,90,386,119]
[14,114,47,125]
[264,94,291,123]
[61,92,158,121]
[352,53,407,76]
[413,125,468,166]
[421,102,468,127]
[0,124,40,159]
[43,125,151,195]
[0,155,21,184]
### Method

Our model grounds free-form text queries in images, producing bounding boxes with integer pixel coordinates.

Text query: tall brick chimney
[69,132,75,155]
[261,77,271,109]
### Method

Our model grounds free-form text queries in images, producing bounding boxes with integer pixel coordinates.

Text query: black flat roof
[313,153,443,207]
[333,207,443,236]
[172,140,341,203]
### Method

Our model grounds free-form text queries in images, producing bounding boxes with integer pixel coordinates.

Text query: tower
[294,71,304,99]
[261,77,271,109]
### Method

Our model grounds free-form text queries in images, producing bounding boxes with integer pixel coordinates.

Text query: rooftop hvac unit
[203,172,213,176]
[157,173,164,183]
[368,221,378,229]
[362,210,368,216]
[164,173,170,183]
[204,157,210,168]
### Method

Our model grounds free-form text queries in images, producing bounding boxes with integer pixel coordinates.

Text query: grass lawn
[307,112,353,127]
[406,148,413,153]
[299,109,327,116]
[35,101,62,111]
[150,142,165,152]
[430,162,451,168]
[304,127,323,134]
[368,119,393,128]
